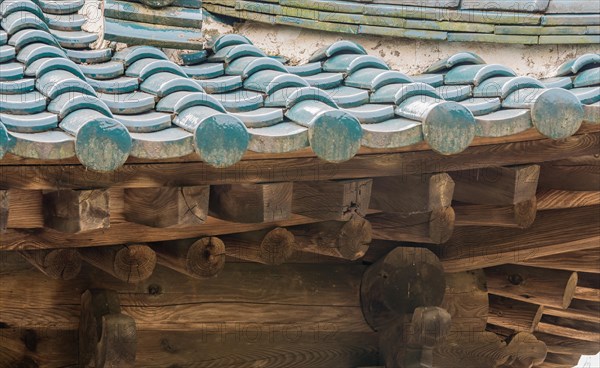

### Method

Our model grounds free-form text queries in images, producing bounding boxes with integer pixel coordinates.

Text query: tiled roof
[203,0,600,44]
[0,2,598,172]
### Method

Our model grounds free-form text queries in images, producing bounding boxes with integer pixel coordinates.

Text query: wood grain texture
[155,237,226,278]
[223,228,295,265]
[440,270,489,333]
[292,179,372,221]
[436,206,600,272]
[454,198,537,228]
[370,207,455,244]
[534,331,600,355]
[432,331,508,368]
[537,189,600,210]
[124,185,209,227]
[518,248,600,273]
[210,182,292,223]
[1,131,597,190]
[488,294,544,332]
[536,315,600,342]
[485,265,577,309]
[0,190,7,231]
[5,189,43,228]
[18,248,82,280]
[498,332,547,368]
[539,158,600,191]
[80,244,157,283]
[574,272,600,301]
[42,189,110,233]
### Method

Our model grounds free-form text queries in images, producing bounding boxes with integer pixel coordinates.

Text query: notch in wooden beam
[154,237,225,279]
[0,190,7,232]
[210,182,292,223]
[19,249,82,280]
[80,244,157,283]
[290,214,372,261]
[223,228,295,265]
[369,207,455,244]
[124,185,209,227]
[485,265,577,309]
[79,289,136,368]
[43,189,110,233]
[292,179,372,221]
[488,294,544,333]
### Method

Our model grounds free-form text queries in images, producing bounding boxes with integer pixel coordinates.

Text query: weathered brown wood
[453,199,537,228]
[292,179,372,221]
[1,190,8,231]
[79,289,136,368]
[123,185,209,227]
[574,272,600,301]
[223,228,295,265]
[534,331,600,355]
[80,244,157,283]
[450,165,540,205]
[360,247,446,331]
[379,306,451,368]
[536,315,600,342]
[154,237,225,278]
[485,265,578,309]
[436,206,600,272]
[432,331,508,368]
[537,189,600,210]
[544,303,600,324]
[369,173,454,213]
[369,207,455,244]
[488,294,544,332]
[518,248,600,273]
[209,182,292,223]
[19,248,82,280]
[498,332,547,368]
[539,156,599,191]
[290,214,372,260]
[543,352,582,366]
[441,270,489,333]
[4,189,43,228]
[42,189,110,233]
[0,132,598,190]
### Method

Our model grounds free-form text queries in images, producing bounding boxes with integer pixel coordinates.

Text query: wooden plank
[537,189,600,210]
[369,173,454,213]
[534,331,600,355]
[518,248,600,273]
[1,131,598,190]
[453,199,537,228]
[536,315,600,342]
[436,206,600,272]
[432,331,508,368]
[209,182,292,223]
[369,207,455,244]
[80,244,157,283]
[154,237,225,278]
[124,185,209,227]
[539,156,600,191]
[543,352,582,366]
[5,189,43,228]
[485,265,577,309]
[18,249,82,280]
[574,272,600,301]
[42,189,110,233]
[292,179,372,221]
[544,303,600,324]
[487,294,544,332]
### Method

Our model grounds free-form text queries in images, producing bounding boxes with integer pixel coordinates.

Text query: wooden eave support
[441,270,489,333]
[369,207,455,244]
[539,155,600,191]
[436,205,600,272]
[537,189,600,210]
[79,289,136,367]
[223,228,294,265]
[543,352,582,366]
[487,294,544,333]
[0,189,7,232]
[124,185,209,227]
[574,272,600,301]
[536,314,600,342]
[518,248,600,273]
[451,165,540,228]
[19,248,82,280]
[80,244,157,283]
[43,189,110,233]
[154,237,225,278]
[534,331,600,355]
[209,182,292,223]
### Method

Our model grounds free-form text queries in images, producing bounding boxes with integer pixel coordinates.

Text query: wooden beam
[79,289,136,368]
[4,189,43,229]
[369,207,455,244]
[543,352,582,366]
[292,179,372,221]
[487,294,544,332]
[574,272,600,301]
[290,215,372,260]
[1,190,7,231]
[223,228,295,265]
[80,244,157,283]
[154,237,225,278]
[544,303,600,324]
[436,206,600,272]
[432,331,508,368]
[18,249,82,280]
[518,248,600,273]
[536,315,600,342]
[42,189,110,233]
[485,265,577,309]
[537,189,600,210]
[539,155,600,191]
[534,331,600,355]
[453,199,537,228]
[360,247,446,331]
[440,270,488,333]
[123,185,209,227]
[369,173,454,213]
[209,182,292,223]
[2,131,597,190]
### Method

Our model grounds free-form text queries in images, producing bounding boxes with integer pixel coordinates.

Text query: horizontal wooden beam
[517,248,600,273]
[0,131,598,190]
[539,154,600,191]
[42,189,110,233]
[19,249,82,280]
[223,228,295,265]
[453,199,537,228]
[488,294,544,333]
[370,207,455,244]
[436,206,600,272]
[537,189,600,210]
[534,331,600,355]
[536,315,600,342]
[80,244,157,283]
[1,190,8,231]
[154,237,226,279]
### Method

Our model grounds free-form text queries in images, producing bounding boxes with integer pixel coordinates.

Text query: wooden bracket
[79,289,136,368]
[43,189,110,233]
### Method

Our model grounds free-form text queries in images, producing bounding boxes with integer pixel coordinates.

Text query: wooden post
[290,214,372,261]
[154,237,225,278]
[19,249,82,280]
[43,189,110,233]
[124,185,209,227]
[488,294,544,332]
[79,289,136,368]
[223,228,295,265]
[537,189,600,210]
[209,182,293,223]
[499,332,547,368]
[80,245,157,283]
[379,306,451,368]
[360,247,446,331]
[369,207,455,244]
[0,190,7,232]
[370,173,454,213]
[517,248,600,273]
[292,179,372,221]
[485,265,577,309]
